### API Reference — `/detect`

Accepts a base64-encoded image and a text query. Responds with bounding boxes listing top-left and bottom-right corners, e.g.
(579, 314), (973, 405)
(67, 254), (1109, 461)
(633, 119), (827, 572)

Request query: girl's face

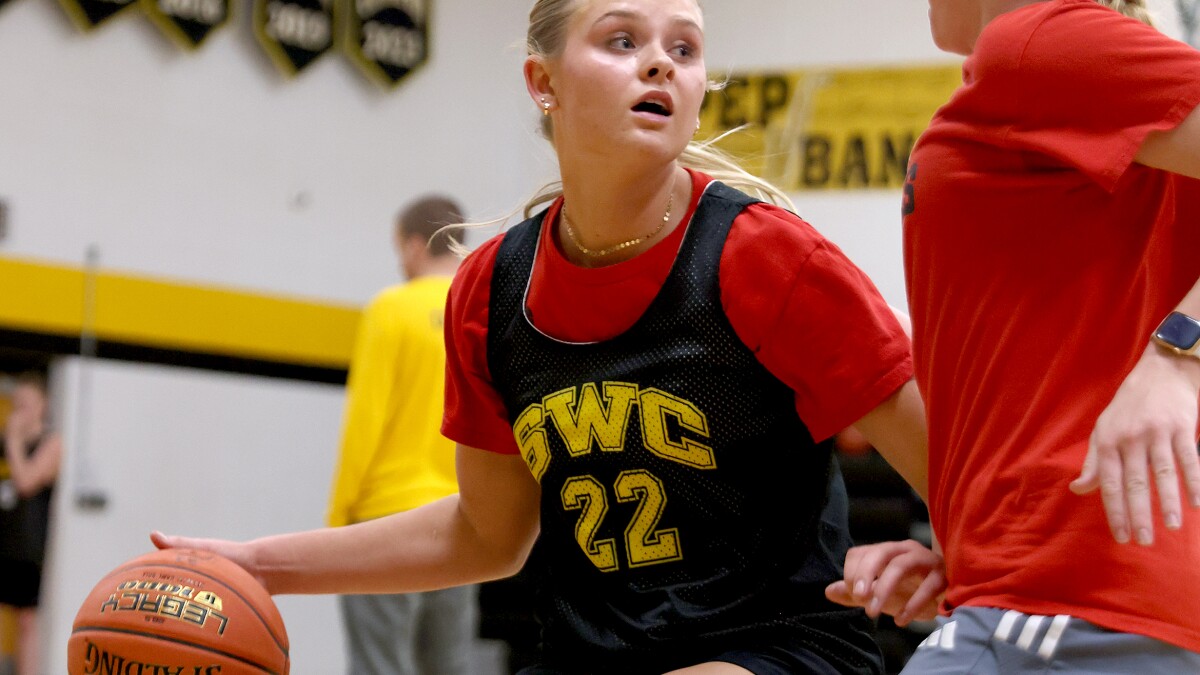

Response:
(928, 0), (981, 56)
(533, 0), (707, 164)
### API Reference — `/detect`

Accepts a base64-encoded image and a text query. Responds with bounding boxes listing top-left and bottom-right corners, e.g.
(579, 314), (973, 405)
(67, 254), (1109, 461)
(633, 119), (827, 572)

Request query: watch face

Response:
(1156, 312), (1200, 351)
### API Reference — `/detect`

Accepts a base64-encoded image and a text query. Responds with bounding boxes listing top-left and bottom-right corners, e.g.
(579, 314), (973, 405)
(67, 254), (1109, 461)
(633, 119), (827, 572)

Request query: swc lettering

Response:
(514, 382), (714, 572)
(81, 640), (221, 675)
(513, 382), (716, 482)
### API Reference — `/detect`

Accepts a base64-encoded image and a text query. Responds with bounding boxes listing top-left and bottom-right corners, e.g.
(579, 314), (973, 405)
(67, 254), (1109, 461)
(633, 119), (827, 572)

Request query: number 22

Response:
(560, 469), (682, 572)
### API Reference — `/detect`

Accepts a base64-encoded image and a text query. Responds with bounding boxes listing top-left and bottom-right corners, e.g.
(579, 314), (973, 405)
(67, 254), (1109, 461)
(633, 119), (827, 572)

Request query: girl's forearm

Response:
(247, 495), (527, 595)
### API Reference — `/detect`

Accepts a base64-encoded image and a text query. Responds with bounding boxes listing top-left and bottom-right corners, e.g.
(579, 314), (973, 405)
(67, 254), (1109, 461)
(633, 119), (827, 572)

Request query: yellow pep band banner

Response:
(698, 64), (963, 191)
(0, 255), (358, 371)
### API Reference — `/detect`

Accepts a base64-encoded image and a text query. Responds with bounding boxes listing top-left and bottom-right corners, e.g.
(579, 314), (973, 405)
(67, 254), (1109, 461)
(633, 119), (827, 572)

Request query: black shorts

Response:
(712, 644), (844, 675)
(519, 612), (883, 674)
(518, 642), (872, 675)
(0, 559), (43, 608)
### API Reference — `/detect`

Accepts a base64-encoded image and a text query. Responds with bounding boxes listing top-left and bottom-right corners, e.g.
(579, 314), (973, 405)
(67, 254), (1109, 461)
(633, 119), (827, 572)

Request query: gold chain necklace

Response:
(562, 192), (674, 258)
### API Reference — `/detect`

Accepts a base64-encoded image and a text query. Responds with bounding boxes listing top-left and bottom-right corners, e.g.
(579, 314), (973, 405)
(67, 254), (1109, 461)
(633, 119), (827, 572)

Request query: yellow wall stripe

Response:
(0, 255), (359, 369)
(0, 256), (87, 336)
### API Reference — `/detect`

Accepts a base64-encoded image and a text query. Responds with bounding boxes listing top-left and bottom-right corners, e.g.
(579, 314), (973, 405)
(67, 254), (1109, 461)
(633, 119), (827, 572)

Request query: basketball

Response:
(66, 548), (290, 675)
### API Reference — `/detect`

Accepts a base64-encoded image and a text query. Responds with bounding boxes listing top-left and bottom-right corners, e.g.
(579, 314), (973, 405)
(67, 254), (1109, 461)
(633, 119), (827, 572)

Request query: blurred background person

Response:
(0, 371), (62, 675)
(325, 196), (478, 675)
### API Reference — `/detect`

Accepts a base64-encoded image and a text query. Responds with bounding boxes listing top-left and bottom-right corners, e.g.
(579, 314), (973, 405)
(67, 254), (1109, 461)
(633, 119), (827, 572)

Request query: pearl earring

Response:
(541, 98), (551, 116)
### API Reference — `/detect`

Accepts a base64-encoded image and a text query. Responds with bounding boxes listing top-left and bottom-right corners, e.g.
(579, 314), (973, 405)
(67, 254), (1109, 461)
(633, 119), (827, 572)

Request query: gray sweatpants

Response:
(339, 585), (479, 675)
(901, 606), (1200, 674)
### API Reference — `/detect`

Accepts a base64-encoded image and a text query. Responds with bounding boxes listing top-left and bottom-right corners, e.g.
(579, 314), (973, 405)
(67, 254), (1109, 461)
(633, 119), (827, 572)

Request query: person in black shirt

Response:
(1, 371), (62, 675)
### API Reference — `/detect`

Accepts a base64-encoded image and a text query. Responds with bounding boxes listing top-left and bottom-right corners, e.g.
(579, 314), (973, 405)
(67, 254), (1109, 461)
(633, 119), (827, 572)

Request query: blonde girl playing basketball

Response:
(156, 1), (938, 672)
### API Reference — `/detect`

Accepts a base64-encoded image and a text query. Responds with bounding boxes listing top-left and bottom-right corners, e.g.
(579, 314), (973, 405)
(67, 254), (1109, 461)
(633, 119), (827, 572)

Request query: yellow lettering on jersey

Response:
(638, 388), (717, 469)
(543, 382), (638, 458)
(616, 470), (681, 567)
(561, 476), (619, 572)
(513, 404), (551, 483)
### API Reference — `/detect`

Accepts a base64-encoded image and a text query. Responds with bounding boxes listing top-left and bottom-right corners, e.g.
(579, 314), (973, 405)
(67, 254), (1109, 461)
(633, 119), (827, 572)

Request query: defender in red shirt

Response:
(837, 1), (1200, 672)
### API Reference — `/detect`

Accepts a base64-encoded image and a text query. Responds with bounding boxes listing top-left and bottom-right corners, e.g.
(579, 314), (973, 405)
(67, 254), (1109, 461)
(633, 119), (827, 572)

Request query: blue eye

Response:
(609, 35), (635, 50)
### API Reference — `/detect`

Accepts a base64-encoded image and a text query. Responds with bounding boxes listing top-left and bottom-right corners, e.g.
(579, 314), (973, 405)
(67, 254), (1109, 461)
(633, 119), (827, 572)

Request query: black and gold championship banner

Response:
(55, 0), (140, 32)
(343, 0), (428, 88)
(254, 0), (336, 76)
(141, 0), (232, 49)
(698, 65), (962, 191)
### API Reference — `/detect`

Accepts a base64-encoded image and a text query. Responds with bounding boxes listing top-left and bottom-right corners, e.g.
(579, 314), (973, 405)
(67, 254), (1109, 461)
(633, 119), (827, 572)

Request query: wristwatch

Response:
(1152, 311), (1200, 358)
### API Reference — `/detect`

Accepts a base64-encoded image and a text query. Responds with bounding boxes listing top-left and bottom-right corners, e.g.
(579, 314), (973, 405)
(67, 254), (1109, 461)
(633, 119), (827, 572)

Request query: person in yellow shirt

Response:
(327, 195), (473, 675)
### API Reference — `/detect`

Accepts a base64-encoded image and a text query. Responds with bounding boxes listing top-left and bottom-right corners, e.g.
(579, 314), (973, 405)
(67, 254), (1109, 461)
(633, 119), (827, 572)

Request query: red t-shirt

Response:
(906, 0), (1200, 652)
(443, 169), (912, 455)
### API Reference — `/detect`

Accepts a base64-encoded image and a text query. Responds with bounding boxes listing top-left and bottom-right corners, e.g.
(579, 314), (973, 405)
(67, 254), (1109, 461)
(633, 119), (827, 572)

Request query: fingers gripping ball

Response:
(67, 548), (289, 675)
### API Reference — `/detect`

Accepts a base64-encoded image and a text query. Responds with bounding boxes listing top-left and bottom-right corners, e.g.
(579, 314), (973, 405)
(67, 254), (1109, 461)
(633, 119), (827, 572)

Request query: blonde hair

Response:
(445, 0), (794, 254)
(1095, 0), (1154, 26)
